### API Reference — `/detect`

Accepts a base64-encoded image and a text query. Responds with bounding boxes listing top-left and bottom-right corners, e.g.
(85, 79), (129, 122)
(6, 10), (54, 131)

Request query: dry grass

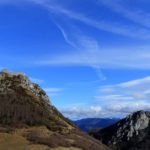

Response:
(50, 147), (82, 150)
(0, 132), (81, 150)
(24, 127), (109, 150)
(0, 133), (28, 150)
(0, 126), (109, 150)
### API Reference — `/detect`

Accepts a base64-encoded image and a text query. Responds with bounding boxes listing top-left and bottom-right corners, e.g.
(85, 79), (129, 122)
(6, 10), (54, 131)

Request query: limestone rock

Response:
(90, 111), (150, 150)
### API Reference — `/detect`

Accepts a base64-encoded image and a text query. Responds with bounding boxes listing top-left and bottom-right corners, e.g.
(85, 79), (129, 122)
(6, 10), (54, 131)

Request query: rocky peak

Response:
(91, 111), (150, 150)
(126, 111), (149, 130)
(0, 70), (50, 105)
(0, 70), (73, 131)
(115, 111), (150, 142)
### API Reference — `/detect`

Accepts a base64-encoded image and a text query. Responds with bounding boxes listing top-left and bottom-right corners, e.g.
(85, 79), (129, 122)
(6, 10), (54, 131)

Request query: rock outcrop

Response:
(0, 70), (109, 150)
(0, 70), (72, 131)
(90, 111), (150, 150)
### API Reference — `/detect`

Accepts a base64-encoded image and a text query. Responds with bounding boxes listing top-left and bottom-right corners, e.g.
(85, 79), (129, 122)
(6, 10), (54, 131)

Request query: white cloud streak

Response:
(119, 76), (150, 88)
(99, 75), (150, 94)
(44, 3), (150, 39)
(1, 0), (150, 39)
(44, 88), (63, 96)
(53, 21), (78, 48)
(44, 88), (63, 93)
(30, 77), (44, 84)
(44, 16), (106, 80)
(98, 0), (150, 28)
(36, 46), (150, 70)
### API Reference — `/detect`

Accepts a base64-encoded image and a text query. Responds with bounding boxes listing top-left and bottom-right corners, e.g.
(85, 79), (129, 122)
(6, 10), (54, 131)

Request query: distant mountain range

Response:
(90, 110), (150, 150)
(74, 118), (120, 132)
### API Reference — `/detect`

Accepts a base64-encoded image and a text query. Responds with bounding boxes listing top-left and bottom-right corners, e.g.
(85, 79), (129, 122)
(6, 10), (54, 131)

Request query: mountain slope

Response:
(74, 118), (120, 132)
(90, 111), (150, 150)
(0, 70), (109, 150)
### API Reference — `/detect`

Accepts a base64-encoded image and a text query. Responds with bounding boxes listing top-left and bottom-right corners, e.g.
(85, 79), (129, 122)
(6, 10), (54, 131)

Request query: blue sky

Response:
(1, 0), (150, 119)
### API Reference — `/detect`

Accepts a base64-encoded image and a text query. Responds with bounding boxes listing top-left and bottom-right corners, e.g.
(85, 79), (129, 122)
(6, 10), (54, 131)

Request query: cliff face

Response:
(0, 70), (109, 150)
(90, 111), (150, 150)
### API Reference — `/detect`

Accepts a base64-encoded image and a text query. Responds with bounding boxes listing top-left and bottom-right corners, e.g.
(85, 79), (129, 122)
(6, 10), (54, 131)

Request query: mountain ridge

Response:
(0, 70), (109, 150)
(74, 118), (120, 132)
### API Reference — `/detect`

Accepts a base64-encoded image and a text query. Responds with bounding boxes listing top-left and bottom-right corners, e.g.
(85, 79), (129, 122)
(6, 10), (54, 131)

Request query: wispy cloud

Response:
(44, 88), (63, 93)
(106, 101), (150, 114)
(119, 76), (150, 88)
(2, 0), (150, 71)
(35, 45), (150, 70)
(43, 2), (150, 39)
(95, 94), (134, 101)
(30, 77), (44, 84)
(44, 15), (106, 80)
(53, 21), (78, 48)
(44, 87), (63, 96)
(62, 76), (150, 119)
(61, 105), (104, 119)
(62, 101), (150, 119)
(98, 0), (150, 28)
(2, 0), (150, 39)
(26, 0), (150, 70)
(97, 76), (150, 115)
(99, 75), (150, 96)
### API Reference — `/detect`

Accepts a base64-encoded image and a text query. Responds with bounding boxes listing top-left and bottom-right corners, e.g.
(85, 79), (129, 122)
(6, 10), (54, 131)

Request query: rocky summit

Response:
(0, 70), (109, 150)
(0, 70), (71, 130)
(90, 110), (150, 150)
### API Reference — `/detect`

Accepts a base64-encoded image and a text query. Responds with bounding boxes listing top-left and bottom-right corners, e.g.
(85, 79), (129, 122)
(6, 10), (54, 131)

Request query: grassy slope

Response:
(0, 126), (109, 150)
(0, 131), (82, 150)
